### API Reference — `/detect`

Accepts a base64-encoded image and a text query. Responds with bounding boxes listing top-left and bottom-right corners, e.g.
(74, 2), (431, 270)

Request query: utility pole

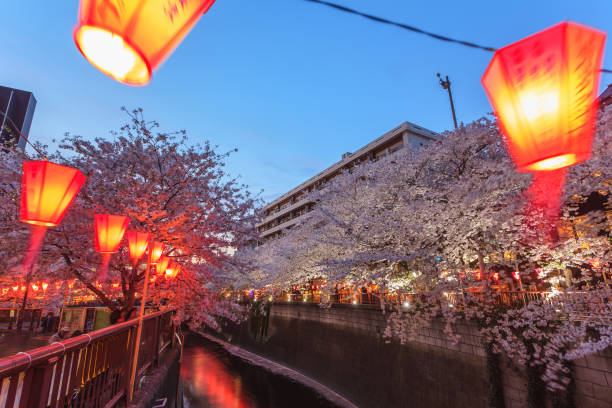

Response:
(437, 73), (458, 130)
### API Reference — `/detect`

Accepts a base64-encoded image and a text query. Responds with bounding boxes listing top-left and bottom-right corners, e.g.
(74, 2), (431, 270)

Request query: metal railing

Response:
(0, 309), (175, 408)
(268, 290), (609, 313)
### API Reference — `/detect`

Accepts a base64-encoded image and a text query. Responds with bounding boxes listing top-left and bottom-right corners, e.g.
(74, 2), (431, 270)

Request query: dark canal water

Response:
(181, 333), (343, 408)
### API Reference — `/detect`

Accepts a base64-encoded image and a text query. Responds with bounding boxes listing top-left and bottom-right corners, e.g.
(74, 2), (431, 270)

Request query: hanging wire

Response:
(305, 0), (612, 74)
(0, 109), (48, 161)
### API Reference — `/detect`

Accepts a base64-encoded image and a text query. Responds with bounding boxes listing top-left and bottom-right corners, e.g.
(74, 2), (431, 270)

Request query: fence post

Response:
(153, 315), (161, 367)
(125, 325), (139, 402)
(21, 357), (57, 408)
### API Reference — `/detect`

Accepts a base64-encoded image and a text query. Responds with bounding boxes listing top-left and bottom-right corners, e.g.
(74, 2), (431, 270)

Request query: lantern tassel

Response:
(97, 253), (112, 282)
(22, 225), (47, 277)
(523, 169), (566, 245)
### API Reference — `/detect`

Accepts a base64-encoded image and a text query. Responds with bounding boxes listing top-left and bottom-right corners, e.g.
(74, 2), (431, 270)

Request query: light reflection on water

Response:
(181, 337), (255, 408)
(180, 333), (341, 408)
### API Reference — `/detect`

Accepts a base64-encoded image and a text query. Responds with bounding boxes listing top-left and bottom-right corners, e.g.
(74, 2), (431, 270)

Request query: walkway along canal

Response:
(181, 332), (352, 408)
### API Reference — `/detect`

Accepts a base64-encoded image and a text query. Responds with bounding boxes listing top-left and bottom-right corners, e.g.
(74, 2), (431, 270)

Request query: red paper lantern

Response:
(55, 281), (63, 290)
(21, 161), (86, 226)
(491, 272), (500, 282)
(512, 271), (521, 281)
(150, 241), (164, 264)
(94, 214), (130, 253)
(42, 282), (49, 291)
(157, 256), (171, 275)
(126, 231), (150, 261)
(31, 284), (39, 292)
(74, 0), (216, 85)
(12, 285), (19, 292)
(165, 263), (181, 279)
(475, 270), (482, 281)
(482, 22), (606, 172)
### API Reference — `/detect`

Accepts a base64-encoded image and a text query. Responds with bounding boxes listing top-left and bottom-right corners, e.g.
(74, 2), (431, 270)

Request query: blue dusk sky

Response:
(2, 1), (612, 202)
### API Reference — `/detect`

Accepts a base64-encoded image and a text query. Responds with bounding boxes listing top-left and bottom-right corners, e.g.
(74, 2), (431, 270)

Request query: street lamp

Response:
(74, 0), (217, 85)
(481, 22), (606, 172)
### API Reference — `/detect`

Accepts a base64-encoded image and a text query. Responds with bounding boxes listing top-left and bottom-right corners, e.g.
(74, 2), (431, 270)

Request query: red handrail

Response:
(0, 308), (176, 408)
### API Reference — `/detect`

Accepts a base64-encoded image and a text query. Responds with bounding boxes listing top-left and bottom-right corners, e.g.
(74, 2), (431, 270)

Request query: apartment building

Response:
(257, 121), (439, 239)
(0, 86), (37, 151)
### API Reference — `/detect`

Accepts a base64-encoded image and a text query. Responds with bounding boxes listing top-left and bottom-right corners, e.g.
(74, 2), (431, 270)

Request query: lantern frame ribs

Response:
(481, 22), (606, 172)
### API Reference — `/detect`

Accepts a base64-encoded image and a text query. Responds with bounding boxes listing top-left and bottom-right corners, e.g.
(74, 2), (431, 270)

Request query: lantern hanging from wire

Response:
(149, 241), (164, 264)
(20, 161), (86, 226)
(127, 231), (150, 262)
(74, 0), (217, 85)
(94, 214), (130, 253)
(482, 22), (606, 172)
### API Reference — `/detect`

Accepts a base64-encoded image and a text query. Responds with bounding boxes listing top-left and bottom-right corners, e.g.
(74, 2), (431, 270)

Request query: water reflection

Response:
(181, 335), (255, 407)
(181, 333), (341, 408)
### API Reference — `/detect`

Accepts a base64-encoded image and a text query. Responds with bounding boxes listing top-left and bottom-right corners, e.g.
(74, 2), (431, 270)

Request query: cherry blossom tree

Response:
(0, 108), (260, 326)
(246, 110), (612, 399)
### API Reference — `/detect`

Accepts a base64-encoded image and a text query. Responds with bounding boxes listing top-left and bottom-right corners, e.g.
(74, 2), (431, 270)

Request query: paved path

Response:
(0, 332), (51, 358)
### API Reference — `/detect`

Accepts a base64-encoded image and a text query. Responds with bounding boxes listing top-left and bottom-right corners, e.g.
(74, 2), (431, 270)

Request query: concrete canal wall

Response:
(220, 302), (612, 408)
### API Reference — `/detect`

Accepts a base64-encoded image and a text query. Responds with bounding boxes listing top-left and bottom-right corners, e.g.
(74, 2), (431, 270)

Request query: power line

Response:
(0, 109), (48, 160)
(305, 0), (612, 74)
(305, 0), (496, 52)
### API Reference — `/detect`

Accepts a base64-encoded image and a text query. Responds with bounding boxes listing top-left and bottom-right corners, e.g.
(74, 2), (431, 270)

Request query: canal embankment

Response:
(215, 302), (612, 408)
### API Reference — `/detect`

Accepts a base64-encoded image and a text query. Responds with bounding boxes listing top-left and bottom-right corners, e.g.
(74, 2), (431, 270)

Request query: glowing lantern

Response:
(55, 281), (63, 290)
(165, 263), (180, 279)
(112, 282), (120, 288)
(20, 161), (86, 226)
(68, 281), (75, 289)
(535, 268), (544, 279)
(590, 259), (601, 269)
(74, 0), (217, 85)
(157, 256), (171, 275)
(512, 271), (521, 281)
(482, 22), (606, 172)
(12, 285), (19, 292)
(31, 284), (39, 292)
(42, 282), (49, 291)
(20, 286), (26, 292)
(150, 275), (157, 283)
(475, 270), (482, 281)
(491, 272), (500, 282)
(126, 231), (150, 262)
(94, 214), (129, 253)
(149, 241), (164, 264)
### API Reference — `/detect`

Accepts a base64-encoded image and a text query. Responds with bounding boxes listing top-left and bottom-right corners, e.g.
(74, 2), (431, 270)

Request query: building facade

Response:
(0, 86), (37, 151)
(258, 121), (438, 239)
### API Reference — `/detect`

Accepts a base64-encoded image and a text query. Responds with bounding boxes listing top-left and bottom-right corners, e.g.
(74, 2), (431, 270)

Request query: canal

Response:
(181, 333), (344, 408)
